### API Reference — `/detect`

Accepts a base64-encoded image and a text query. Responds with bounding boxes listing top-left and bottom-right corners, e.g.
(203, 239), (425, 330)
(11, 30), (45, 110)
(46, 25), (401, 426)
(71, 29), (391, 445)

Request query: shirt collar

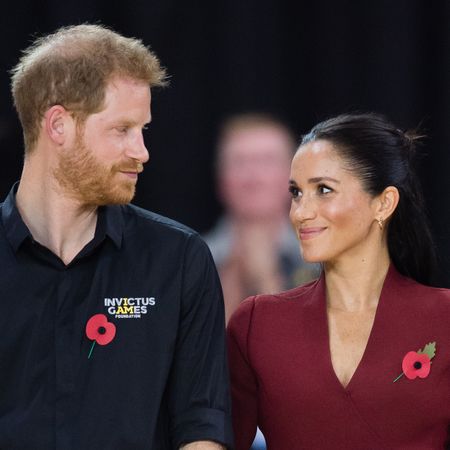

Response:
(100, 204), (123, 249)
(2, 183), (31, 252)
(1, 183), (123, 252)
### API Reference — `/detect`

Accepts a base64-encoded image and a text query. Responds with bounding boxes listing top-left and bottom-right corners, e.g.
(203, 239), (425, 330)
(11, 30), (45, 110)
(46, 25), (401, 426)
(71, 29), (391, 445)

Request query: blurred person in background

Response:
(204, 113), (318, 324)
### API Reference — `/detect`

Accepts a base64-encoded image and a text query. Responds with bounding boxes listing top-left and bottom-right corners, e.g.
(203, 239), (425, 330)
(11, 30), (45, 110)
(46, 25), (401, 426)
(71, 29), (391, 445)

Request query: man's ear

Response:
(376, 186), (400, 222)
(44, 105), (73, 145)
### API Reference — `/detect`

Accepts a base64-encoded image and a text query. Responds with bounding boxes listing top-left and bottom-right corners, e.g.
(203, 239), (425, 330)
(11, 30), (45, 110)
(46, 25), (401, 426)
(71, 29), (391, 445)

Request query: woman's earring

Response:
(377, 218), (384, 230)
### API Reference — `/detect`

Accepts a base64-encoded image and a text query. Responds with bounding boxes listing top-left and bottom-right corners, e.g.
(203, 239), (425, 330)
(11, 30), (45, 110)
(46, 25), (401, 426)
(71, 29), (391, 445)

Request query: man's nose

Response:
(126, 131), (150, 164)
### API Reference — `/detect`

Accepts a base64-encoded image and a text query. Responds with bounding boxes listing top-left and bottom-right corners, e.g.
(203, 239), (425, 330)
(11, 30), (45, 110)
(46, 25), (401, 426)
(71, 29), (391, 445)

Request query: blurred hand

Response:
(221, 223), (284, 322)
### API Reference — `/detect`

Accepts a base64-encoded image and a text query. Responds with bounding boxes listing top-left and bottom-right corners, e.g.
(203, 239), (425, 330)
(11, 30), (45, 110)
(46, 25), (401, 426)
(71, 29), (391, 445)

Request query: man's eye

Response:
(116, 127), (128, 134)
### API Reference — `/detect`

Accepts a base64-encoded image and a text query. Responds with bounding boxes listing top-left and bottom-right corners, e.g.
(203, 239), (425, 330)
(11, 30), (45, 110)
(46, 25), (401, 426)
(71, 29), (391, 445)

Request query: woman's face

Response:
(289, 139), (380, 264)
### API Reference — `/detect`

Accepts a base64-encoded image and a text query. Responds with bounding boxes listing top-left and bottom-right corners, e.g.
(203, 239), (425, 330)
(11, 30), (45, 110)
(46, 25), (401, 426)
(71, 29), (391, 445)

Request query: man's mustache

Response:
(113, 162), (144, 173)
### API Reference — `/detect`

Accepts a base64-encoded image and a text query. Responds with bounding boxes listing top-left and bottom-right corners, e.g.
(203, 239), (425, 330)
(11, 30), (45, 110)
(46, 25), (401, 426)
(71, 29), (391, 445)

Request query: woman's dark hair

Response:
(301, 112), (437, 285)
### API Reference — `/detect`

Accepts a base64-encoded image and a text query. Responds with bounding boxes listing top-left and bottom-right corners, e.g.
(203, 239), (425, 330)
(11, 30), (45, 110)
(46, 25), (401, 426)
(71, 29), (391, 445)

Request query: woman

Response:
(227, 113), (450, 449)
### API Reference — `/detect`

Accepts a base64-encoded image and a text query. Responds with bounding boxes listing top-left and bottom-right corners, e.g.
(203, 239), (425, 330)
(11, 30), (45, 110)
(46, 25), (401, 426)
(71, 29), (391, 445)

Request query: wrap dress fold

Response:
(228, 266), (450, 449)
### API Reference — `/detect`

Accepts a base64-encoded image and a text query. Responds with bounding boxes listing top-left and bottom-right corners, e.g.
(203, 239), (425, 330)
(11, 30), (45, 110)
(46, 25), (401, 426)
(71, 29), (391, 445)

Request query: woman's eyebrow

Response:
(307, 176), (340, 184)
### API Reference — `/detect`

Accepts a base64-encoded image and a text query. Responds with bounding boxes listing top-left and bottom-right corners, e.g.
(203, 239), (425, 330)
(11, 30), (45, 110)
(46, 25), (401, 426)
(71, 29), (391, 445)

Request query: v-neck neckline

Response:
(317, 265), (394, 393)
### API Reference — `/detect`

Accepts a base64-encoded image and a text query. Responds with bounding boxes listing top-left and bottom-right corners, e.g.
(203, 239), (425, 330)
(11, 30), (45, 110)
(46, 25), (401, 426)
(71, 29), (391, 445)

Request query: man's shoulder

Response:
(120, 204), (198, 238)
(117, 204), (212, 257)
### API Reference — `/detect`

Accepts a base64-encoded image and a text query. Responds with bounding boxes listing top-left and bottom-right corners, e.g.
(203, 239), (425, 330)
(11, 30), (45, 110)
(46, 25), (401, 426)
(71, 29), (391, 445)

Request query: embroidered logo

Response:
(104, 297), (156, 319)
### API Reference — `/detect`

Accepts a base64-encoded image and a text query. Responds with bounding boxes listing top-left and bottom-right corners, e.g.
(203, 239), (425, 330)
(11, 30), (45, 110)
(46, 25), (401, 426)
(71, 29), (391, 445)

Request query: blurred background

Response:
(0, 0), (449, 286)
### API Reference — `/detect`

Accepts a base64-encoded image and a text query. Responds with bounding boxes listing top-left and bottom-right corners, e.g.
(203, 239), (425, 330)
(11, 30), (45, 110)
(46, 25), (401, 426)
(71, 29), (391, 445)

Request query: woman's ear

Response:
(376, 186), (400, 222)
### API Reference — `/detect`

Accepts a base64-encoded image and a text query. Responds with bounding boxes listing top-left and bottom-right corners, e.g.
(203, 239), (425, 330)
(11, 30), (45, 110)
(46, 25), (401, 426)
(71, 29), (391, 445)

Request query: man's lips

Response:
(299, 227), (327, 240)
(120, 171), (139, 179)
(117, 165), (143, 179)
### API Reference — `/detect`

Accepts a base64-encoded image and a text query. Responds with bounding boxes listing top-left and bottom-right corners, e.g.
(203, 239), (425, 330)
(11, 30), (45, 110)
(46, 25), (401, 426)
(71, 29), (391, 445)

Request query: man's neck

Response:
(16, 169), (98, 265)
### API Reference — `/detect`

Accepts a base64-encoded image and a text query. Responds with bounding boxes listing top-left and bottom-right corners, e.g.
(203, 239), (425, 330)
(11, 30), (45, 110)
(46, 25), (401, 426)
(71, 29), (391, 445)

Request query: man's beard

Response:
(53, 132), (143, 206)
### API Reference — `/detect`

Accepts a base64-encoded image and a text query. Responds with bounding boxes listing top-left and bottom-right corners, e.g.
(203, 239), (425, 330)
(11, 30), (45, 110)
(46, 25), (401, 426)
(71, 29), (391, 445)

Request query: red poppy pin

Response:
(86, 314), (116, 359)
(393, 342), (436, 383)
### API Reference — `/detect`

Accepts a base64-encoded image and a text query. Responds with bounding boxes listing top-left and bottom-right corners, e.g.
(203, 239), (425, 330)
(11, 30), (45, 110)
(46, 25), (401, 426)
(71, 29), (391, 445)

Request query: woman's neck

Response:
(324, 249), (391, 312)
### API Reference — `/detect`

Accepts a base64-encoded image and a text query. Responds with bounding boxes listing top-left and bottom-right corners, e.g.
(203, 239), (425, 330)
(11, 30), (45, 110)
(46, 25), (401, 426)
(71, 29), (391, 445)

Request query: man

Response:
(0, 24), (231, 449)
(205, 113), (318, 323)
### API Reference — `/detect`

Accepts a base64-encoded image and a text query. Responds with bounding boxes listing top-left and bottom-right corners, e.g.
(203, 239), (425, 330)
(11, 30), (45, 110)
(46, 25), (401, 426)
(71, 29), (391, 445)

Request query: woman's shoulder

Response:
(388, 271), (450, 330)
(243, 277), (321, 308)
(228, 277), (322, 332)
(394, 272), (450, 306)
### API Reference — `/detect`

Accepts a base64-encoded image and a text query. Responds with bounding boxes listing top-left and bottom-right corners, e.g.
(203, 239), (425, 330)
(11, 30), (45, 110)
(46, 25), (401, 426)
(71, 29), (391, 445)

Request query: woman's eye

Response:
(116, 126), (128, 134)
(289, 186), (301, 198)
(318, 184), (332, 195)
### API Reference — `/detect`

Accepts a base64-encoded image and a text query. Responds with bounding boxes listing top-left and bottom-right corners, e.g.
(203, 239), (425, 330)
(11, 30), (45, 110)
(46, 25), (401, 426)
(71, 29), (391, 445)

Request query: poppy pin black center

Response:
(413, 361), (422, 370)
(98, 326), (106, 335)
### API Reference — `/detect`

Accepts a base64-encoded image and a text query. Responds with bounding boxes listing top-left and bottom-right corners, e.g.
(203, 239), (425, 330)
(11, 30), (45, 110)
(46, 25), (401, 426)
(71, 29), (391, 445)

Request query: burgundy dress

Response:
(227, 266), (450, 449)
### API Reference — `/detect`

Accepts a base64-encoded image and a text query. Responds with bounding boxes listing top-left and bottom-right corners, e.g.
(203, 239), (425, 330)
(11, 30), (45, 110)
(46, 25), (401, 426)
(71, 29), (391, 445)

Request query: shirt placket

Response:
(55, 267), (76, 449)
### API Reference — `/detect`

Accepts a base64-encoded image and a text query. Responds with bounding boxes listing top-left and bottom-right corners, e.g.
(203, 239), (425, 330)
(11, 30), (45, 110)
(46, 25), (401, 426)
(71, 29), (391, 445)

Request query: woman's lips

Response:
(299, 227), (326, 240)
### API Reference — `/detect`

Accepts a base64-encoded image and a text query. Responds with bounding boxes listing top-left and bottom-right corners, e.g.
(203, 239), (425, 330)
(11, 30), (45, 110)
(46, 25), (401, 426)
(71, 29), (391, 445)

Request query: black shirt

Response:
(0, 185), (233, 449)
